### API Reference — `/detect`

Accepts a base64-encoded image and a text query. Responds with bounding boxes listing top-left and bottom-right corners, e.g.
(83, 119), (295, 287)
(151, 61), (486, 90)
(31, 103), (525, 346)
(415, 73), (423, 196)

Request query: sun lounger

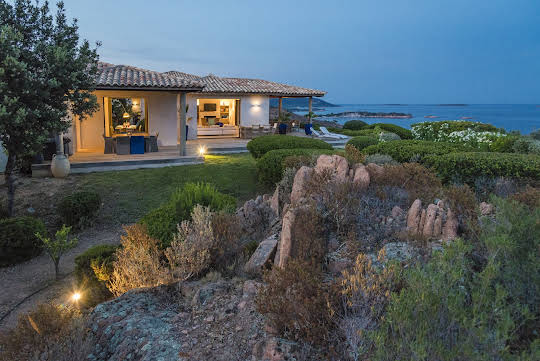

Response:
(311, 129), (324, 137)
(320, 126), (348, 139)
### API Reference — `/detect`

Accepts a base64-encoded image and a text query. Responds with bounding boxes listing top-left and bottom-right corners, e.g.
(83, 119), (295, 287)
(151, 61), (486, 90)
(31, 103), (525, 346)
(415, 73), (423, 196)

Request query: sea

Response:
(293, 104), (540, 134)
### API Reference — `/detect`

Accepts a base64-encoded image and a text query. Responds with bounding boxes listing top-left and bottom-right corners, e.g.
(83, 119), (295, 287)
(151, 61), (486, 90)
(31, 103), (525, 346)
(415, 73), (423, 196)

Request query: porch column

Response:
(177, 92), (187, 156)
(278, 97), (283, 116)
(308, 96), (313, 124)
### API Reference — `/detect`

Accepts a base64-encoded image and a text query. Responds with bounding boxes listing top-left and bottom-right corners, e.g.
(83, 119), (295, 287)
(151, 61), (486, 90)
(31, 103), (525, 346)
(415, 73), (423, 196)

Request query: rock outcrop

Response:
(290, 166), (313, 204)
(314, 154), (349, 182)
(406, 199), (458, 240)
(244, 234), (279, 276)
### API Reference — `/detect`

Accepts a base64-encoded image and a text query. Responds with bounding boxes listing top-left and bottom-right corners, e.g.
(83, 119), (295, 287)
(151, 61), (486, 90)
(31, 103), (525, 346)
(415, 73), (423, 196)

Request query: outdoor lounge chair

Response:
(320, 126), (348, 139)
(311, 128), (323, 137)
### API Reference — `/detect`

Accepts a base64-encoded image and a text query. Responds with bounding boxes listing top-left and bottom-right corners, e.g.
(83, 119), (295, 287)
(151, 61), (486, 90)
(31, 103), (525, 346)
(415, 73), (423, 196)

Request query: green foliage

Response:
(425, 152), (540, 184)
(530, 129), (540, 140)
(57, 191), (101, 229)
(328, 127), (379, 137)
(0, 216), (46, 266)
(247, 135), (333, 158)
(365, 153), (397, 165)
(36, 225), (77, 280)
(0, 0), (99, 215)
(369, 199), (540, 360)
(363, 140), (470, 163)
(513, 137), (540, 155)
(347, 136), (379, 151)
(140, 183), (236, 247)
(490, 135), (520, 152)
(74, 244), (119, 306)
(378, 132), (401, 142)
(342, 119), (368, 130)
(256, 148), (335, 186)
(362, 123), (413, 139)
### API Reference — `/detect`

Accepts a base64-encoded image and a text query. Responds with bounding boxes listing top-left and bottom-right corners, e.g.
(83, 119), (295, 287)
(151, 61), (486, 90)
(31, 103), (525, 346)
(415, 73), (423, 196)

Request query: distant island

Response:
(437, 104), (468, 106)
(269, 97), (338, 111)
(320, 111), (412, 119)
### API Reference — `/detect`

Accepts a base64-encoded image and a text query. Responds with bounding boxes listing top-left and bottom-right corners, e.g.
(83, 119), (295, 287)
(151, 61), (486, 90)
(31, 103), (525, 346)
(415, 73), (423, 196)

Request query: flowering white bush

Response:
(411, 121), (506, 148)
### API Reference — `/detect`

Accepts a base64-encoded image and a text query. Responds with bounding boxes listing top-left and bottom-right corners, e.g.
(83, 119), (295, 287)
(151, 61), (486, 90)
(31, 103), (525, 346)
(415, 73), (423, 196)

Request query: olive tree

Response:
(0, 0), (100, 216)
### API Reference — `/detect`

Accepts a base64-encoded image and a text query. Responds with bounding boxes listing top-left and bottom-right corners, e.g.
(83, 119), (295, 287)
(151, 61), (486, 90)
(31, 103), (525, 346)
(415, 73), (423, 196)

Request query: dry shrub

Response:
(337, 250), (404, 358)
(107, 224), (171, 297)
(283, 154), (318, 171)
(290, 202), (327, 265)
(371, 163), (442, 203)
(344, 143), (365, 165)
(444, 184), (479, 236)
(256, 259), (335, 346)
(0, 304), (92, 361)
(511, 185), (540, 209)
(166, 205), (244, 280)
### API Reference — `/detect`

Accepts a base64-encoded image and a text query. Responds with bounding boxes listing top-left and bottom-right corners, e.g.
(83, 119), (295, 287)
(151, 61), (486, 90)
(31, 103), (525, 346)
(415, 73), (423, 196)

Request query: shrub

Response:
(424, 152), (540, 185)
(362, 123), (413, 139)
(0, 206), (8, 219)
(443, 184), (479, 236)
(369, 199), (540, 360)
(166, 205), (244, 280)
(363, 140), (471, 163)
(282, 154), (318, 172)
(343, 119), (368, 130)
(0, 303), (91, 361)
(330, 127), (380, 137)
(344, 143), (365, 165)
(256, 148), (335, 186)
(347, 136), (379, 151)
(247, 135), (333, 158)
(140, 183), (236, 246)
(371, 163), (443, 203)
(57, 191), (101, 229)
(530, 129), (540, 140)
(490, 135), (519, 152)
(74, 244), (119, 306)
(378, 132), (401, 142)
(0, 216), (46, 266)
(412, 120), (501, 139)
(511, 185), (540, 209)
(256, 259), (334, 346)
(364, 153), (397, 165)
(107, 224), (171, 297)
(512, 137), (540, 155)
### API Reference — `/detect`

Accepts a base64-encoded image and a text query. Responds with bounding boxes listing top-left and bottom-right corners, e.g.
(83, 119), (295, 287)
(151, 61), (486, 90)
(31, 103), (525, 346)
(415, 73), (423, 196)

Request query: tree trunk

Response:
(4, 152), (16, 217)
(54, 259), (60, 281)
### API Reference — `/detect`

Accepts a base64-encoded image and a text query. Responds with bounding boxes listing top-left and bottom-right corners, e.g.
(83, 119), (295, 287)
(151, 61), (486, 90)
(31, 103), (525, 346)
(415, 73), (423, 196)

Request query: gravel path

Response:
(0, 226), (123, 329)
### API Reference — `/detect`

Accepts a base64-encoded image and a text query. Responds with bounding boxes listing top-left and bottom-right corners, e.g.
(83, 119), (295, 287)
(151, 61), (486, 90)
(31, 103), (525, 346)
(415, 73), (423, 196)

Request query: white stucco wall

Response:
(239, 95), (270, 127)
(146, 93), (178, 146)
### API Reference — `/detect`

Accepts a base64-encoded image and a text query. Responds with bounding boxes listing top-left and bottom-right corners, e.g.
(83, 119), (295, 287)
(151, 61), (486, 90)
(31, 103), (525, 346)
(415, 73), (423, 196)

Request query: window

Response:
(107, 97), (148, 135)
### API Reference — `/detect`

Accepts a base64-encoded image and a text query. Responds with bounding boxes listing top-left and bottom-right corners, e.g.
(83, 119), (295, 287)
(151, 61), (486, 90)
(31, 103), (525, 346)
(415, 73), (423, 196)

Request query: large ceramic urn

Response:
(51, 153), (70, 178)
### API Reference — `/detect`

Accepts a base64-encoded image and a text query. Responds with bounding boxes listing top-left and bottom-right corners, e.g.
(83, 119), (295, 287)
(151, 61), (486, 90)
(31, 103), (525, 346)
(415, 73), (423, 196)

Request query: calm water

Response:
(294, 104), (540, 134)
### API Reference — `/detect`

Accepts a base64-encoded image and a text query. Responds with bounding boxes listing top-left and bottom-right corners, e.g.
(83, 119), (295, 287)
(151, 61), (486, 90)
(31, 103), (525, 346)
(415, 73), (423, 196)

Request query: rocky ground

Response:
(87, 277), (308, 361)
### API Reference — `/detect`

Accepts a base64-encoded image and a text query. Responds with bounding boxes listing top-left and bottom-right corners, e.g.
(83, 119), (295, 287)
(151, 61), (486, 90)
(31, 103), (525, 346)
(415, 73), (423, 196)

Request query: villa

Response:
(69, 62), (326, 156)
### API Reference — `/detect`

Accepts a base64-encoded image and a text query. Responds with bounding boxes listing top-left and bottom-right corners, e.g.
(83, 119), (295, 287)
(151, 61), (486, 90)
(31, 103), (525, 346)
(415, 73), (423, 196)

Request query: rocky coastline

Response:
(320, 111), (412, 119)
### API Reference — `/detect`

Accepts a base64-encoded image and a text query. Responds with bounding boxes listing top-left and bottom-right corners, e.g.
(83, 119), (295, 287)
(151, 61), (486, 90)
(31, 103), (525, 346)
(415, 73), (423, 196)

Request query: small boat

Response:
(424, 115), (439, 118)
(460, 117), (473, 120)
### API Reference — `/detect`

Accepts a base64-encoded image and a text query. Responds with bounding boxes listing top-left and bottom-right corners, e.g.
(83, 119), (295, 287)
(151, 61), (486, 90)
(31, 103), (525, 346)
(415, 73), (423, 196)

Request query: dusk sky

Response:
(64, 0), (540, 104)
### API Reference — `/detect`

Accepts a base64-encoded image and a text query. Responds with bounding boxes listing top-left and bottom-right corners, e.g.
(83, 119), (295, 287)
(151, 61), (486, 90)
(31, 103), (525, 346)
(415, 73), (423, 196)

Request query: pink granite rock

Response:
(422, 204), (438, 237)
(353, 164), (370, 190)
(290, 166), (313, 204)
(442, 208), (458, 240)
(314, 154), (349, 182)
(406, 199), (422, 233)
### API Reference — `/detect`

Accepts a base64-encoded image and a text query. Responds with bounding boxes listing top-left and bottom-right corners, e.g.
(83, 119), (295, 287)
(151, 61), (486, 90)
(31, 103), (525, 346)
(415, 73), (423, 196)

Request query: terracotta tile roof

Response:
(95, 62), (204, 90)
(166, 71), (326, 97)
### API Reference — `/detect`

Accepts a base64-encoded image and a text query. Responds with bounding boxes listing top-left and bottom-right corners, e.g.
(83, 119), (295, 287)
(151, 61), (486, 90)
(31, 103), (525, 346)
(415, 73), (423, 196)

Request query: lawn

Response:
(76, 153), (264, 225)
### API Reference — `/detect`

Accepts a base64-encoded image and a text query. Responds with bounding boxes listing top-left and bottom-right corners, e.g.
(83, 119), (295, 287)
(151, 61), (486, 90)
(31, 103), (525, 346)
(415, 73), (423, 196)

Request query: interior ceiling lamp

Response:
(123, 112), (130, 119)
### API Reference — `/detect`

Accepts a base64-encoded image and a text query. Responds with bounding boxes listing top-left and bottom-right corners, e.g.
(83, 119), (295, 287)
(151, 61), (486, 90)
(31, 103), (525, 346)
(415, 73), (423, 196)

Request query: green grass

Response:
(75, 154), (262, 225)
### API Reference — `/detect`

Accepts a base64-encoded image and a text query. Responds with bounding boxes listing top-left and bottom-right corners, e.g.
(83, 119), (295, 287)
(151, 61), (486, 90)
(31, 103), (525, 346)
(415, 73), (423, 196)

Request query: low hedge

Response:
(140, 182), (236, 247)
(424, 152), (540, 184)
(74, 244), (119, 306)
(343, 120), (368, 130)
(347, 136), (379, 151)
(57, 191), (101, 229)
(411, 120), (503, 141)
(257, 148), (335, 186)
(0, 216), (46, 266)
(328, 127), (379, 137)
(362, 123), (413, 139)
(247, 135), (333, 158)
(363, 140), (471, 163)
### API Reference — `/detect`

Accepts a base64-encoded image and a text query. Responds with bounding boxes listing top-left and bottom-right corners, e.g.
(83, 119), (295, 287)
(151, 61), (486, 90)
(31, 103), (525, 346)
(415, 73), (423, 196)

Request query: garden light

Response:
(71, 292), (81, 302)
(199, 146), (206, 156)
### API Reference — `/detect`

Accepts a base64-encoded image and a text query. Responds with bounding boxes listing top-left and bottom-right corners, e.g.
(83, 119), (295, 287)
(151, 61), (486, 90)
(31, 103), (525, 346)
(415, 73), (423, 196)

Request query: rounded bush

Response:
(347, 136), (379, 151)
(379, 132), (401, 142)
(424, 152), (540, 185)
(140, 182), (236, 247)
(363, 140), (471, 163)
(362, 123), (413, 139)
(0, 216), (46, 266)
(490, 135), (519, 153)
(512, 137), (540, 155)
(343, 120), (368, 130)
(411, 120), (502, 141)
(365, 153), (397, 165)
(247, 135), (333, 158)
(256, 148), (335, 186)
(57, 191), (101, 228)
(74, 244), (119, 306)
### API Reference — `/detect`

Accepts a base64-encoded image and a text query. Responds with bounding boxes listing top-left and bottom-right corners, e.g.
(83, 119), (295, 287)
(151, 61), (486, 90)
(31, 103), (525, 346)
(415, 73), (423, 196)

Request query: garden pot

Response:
(51, 153), (70, 178)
